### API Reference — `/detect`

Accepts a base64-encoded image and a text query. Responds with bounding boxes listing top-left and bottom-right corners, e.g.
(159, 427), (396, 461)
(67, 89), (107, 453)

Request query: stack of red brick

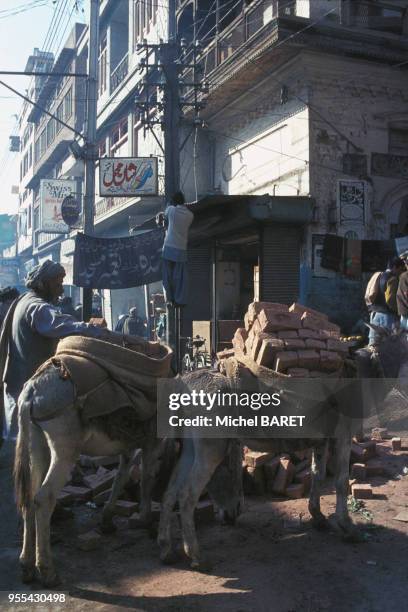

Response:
(218, 301), (349, 376)
(243, 449), (312, 499)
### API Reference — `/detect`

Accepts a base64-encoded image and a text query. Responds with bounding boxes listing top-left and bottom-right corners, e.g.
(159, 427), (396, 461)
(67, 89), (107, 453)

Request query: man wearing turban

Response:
(1, 260), (107, 440)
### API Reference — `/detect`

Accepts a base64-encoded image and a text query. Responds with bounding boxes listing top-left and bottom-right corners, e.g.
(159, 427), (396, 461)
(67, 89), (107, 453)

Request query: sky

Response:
(0, 0), (87, 216)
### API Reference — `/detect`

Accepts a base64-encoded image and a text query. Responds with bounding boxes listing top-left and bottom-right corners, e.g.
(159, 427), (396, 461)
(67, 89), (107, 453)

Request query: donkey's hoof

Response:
(20, 564), (35, 584)
(37, 567), (61, 588)
(190, 557), (212, 572)
(160, 547), (180, 565)
(310, 514), (330, 531)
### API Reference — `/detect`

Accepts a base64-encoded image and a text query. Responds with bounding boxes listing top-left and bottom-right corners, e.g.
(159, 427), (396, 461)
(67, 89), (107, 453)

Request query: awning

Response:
(131, 193), (314, 241)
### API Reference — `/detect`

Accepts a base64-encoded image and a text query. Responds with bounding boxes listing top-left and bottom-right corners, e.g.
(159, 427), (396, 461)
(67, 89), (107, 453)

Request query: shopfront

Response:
(183, 194), (313, 353)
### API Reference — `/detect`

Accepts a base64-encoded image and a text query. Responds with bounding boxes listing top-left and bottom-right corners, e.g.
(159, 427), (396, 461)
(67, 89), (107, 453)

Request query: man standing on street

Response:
(397, 251), (408, 330)
(122, 306), (147, 337)
(367, 257), (405, 345)
(1, 260), (108, 441)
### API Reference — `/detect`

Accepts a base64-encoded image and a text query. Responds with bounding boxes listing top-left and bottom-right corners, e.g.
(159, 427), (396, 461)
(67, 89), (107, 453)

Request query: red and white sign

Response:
(99, 157), (158, 197)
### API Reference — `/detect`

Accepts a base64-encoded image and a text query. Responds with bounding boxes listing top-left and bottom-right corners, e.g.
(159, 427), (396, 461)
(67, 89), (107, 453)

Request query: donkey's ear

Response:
(364, 322), (391, 337)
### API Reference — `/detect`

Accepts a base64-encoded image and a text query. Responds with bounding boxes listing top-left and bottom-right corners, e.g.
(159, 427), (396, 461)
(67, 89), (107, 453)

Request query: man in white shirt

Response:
(158, 191), (194, 306)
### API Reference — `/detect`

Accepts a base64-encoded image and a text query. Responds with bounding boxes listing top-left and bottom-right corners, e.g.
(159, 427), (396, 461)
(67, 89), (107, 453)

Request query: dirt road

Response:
(1, 439), (408, 612)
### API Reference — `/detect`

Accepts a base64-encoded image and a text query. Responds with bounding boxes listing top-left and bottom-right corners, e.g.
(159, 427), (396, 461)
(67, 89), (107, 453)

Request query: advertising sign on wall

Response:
(39, 179), (76, 233)
(99, 157), (158, 197)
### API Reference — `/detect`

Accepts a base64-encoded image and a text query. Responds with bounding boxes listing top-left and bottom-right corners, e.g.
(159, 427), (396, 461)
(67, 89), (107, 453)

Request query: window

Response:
(46, 119), (55, 146)
(28, 144), (32, 168)
(389, 127), (408, 155)
(110, 118), (129, 155)
(98, 138), (107, 158)
(98, 34), (108, 97)
(64, 88), (72, 120)
(34, 139), (40, 162)
(39, 128), (46, 158)
(56, 102), (63, 133)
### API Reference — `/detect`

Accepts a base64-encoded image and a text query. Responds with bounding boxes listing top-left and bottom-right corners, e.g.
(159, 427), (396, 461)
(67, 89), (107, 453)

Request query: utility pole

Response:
(82, 0), (99, 321)
(162, 0), (181, 367)
(134, 3), (207, 370)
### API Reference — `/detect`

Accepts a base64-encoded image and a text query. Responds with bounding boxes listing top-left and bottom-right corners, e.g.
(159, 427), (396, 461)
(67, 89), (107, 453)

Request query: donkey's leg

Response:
(34, 418), (80, 588)
(100, 454), (130, 533)
(334, 425), (361, 542)
(158, 439), (195, 563)
(179, 439), (228, 570)
(309, 440), (330, 529)
(135, 439), (163, 528)
(20, 425), (50, 583)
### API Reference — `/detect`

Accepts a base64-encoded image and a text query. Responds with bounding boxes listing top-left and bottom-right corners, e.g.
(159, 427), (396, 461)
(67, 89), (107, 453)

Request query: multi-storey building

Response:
(175, 0), (408, 332)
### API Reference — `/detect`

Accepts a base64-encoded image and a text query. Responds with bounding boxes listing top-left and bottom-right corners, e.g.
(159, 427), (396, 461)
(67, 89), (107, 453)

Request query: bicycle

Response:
(181, 335), (211, 372)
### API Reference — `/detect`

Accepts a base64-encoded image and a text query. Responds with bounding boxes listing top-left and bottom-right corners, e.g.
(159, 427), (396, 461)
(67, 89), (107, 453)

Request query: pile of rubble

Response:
(218, 301), (349, 376)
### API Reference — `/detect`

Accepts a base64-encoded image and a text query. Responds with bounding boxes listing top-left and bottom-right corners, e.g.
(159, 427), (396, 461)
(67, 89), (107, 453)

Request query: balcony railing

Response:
(95, 195), (133, 219)
(110, 53), (129, 94)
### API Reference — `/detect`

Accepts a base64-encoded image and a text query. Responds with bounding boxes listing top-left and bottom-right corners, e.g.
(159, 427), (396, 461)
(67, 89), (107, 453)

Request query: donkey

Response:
(14, 361), (169, 587)
(157, 368), (361, 570)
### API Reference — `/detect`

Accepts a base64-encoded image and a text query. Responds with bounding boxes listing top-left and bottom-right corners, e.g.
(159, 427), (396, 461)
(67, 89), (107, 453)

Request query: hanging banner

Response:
(39, 179), (76, 233)
(73, 229), (164, 289)
(99, 157), (158, 197)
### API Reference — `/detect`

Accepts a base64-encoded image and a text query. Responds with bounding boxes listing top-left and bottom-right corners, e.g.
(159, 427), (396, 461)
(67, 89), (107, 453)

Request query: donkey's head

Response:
(206, 440), (244, 525)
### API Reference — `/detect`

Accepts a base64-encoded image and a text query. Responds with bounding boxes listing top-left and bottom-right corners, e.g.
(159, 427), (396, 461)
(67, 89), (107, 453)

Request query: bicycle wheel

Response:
(182, 354), (192, 372)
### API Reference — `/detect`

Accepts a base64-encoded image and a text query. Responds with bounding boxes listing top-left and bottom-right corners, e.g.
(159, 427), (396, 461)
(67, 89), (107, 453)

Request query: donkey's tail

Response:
(14, 393), (32, 513)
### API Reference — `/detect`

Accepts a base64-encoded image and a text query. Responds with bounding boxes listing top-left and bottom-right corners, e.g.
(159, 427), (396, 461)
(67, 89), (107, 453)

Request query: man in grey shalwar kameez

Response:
(2, 260), (107, 440)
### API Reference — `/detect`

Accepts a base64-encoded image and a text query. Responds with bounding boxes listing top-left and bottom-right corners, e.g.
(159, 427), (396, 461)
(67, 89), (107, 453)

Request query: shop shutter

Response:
(181, 243), (212, 336)
(260, 223), (300, 304)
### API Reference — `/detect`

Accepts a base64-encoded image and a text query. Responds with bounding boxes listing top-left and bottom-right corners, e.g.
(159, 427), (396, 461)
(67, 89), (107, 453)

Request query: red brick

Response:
(258, 310), (302, 333)
(128, 505), (160, 528)
(289, 303), (329, 320)
(304, 338), (326, 350)
(301, 312), (329, 330)
(351, 483), (373, 499)
(264, 456), (281, 481)
(77, 530), (102, 551)
(232, 328), (248, 352)
(277, 330), (299, 339)
(298, 328), (321, 339)
(83, 467), (117, 496)
(350, 463), (366, 481)
(371, 427), (388, 441)
(94, 488), (113, 507)
(250, 332), (273, 362)
(351, 443), (368, 463)
(113, 500), (139, 517)
(365, 459), (385, 477)
(284, 338), (306, 351)
(319, 350), (343, 372)
(286, 483), (304, 499)
(274, 351), (299, 372)
(244, 312), (252, 331)
(272, 458), (295, 495)
(62, 485), (92, 502)
(287, 368), (310, 377)
(392, 437), (402, 451)
(348, 478), (357, 494)
(245, 451), (275, 468)
(359, 440), (377, 459)
(297, 350), (320, 369)
(217, 348), (235, 361)
(248, 301), (288, 323)
(294, 468), (311, 491)
(256, 338), (285, 367)
(326, 338), (349, 354)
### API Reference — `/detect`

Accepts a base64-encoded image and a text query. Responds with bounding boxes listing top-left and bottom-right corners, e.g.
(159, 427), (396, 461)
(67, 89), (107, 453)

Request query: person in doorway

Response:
(122, 306), (146, 337)
(0, 260), (108, 440)
(157, 191), (194, 306)
(367, 256), (405, 345)
(59, 295), (78, 319)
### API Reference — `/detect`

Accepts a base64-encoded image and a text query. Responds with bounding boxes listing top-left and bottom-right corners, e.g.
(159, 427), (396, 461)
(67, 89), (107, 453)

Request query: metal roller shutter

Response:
(260, 223), (300, 304)
(181, 243), (212, 336)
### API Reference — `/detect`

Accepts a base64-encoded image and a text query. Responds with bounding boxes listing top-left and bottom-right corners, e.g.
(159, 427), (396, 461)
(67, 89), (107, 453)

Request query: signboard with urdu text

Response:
(39, 179), (76, 233)
(99, 157), (158, 197)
